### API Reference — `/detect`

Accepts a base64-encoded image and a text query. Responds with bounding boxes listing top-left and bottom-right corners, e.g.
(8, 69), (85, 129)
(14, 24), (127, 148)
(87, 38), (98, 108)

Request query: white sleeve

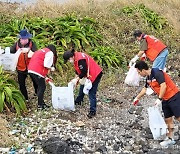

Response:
(44, 51), (54, 68)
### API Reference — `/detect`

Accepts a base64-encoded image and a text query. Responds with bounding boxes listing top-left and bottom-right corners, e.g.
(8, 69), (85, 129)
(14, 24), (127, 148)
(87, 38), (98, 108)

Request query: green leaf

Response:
(0, 91), (5, 112)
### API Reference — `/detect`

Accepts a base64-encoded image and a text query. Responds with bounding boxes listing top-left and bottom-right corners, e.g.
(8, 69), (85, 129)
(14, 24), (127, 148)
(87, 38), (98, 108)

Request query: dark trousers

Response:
(29, 73), (46, 106)
(75, 72), (102, 112)
(17, 70), (38, 100)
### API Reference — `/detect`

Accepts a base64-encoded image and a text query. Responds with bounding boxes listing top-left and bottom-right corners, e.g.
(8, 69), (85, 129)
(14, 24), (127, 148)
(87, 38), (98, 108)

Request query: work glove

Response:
(70, 77), (79, 90)
(45, 77), (53, 83)
(28, 50), (34, 58)
(71, 78), (79, 86)
(133, 97), (139, 106)
(154, 98), (162, 106)
(129, 55), (139, 67)
(21, 48), (29, 53)
(140, 53), (146, 61)
(79, 77), (87, 85)
(50, 67), (55, 72)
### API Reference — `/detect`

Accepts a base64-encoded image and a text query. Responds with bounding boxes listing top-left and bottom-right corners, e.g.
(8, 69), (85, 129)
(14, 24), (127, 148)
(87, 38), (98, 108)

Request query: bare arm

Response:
(136, 87), (147, 100)
(137, 50), (145, 58)
(159, 82), (167, 99)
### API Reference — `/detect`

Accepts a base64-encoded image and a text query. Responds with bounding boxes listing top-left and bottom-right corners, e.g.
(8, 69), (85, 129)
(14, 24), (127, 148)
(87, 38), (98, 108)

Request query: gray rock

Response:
(42, 137), (70, 154)
(96, 145), (107, 153)
(124, 145), (133, 151)
(78, 130), (87, 136)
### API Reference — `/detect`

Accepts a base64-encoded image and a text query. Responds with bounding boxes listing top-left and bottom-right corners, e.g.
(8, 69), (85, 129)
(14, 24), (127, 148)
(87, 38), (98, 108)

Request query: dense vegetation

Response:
(0, 66), (27, 115)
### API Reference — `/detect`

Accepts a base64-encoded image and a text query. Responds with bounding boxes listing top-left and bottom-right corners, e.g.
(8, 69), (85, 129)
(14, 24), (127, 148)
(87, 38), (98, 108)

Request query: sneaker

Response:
(160, 137), (176, 147)
(37, 104), (50, 110)
(75, 101), (83, 105)
(87, 111), (96, 119)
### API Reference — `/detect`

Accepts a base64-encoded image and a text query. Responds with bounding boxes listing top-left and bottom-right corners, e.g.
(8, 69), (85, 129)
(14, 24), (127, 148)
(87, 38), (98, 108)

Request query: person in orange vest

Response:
(10, 29), (38, 102)
(133, 61), (180, 147)
(28, 44), (57, 110)
(130, 30), (168, 70)
(63, 49), (103, 118)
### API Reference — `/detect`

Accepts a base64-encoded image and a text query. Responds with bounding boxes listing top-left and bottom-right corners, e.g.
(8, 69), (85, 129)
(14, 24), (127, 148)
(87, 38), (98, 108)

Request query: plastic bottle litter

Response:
(9, 130), (21, 135)
(26, 144), (34, 153)
(9, 147), (16, 154)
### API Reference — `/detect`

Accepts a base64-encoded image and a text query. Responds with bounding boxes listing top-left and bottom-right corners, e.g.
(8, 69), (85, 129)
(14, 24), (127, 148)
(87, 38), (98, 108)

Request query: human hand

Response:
(45, 77), (53, 83)
(21, 48), (29, 53)
(133, 97), (139, 106)
(50, 67), (55, 72)
(154, 99), (162, 106)
(71, 78), (78, 85)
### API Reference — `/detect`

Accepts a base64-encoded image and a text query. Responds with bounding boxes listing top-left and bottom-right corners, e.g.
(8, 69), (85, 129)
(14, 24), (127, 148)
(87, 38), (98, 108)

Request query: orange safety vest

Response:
(148, 72), (179, 100)
(16, 41), (32, 71)
(144, 35), (167, 62)
(74, 52), (102, 83)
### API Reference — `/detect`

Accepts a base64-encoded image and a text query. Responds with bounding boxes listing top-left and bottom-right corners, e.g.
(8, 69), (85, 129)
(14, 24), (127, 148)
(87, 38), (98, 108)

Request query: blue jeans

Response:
(152, 48), (168, 70)
(75, 72), (102, 112)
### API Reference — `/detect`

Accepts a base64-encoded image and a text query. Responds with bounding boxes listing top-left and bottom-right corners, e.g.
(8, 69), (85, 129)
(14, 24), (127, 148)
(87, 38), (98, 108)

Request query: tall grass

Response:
(0, 0), (179, 74)
(15, 0), (179, 32)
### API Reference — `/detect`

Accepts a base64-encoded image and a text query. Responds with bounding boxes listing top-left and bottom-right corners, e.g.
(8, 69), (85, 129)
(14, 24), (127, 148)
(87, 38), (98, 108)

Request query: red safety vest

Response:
(148, 72), (179, 100)
(16, 41), (32, 71)
(74, 52), (102, 83)
(28, 48), (51, 77)
(144, 35), (167, 61)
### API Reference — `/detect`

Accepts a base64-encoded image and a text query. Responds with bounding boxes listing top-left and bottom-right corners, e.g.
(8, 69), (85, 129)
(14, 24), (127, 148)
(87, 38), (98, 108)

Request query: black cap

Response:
(133, 30), (142, 38)
(63, 51), (74, 63)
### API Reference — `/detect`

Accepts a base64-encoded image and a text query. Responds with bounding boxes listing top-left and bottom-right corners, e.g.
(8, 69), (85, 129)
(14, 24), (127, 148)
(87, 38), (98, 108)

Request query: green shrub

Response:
(88, 46), (124, 68)
(121, 4), (168, 30)
(0, 66), (27, 115)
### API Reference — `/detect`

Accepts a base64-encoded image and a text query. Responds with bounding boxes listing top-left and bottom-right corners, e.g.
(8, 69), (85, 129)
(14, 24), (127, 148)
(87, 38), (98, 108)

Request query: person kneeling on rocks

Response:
(133, 61), (180, 147)
(63, 49), (102, 119)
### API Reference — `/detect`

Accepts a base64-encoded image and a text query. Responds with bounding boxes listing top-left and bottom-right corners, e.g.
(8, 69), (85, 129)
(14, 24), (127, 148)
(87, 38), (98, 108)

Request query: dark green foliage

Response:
(88, 46), (124, 68)
(0, 66), (27, 115)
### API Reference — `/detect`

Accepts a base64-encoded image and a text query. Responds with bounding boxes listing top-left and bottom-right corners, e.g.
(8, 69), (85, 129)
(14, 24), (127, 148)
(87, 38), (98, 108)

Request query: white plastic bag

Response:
(51, 82), (75, 111)
(125, 64), (140, 86)
(83, 79), (92, 95)
(147, 106), (167, 140)
(0, 49), (21, 71)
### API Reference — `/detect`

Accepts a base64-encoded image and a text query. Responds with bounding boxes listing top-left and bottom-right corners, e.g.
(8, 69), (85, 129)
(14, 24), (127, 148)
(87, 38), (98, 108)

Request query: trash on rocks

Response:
(75, 121), (85, 127)
(9, 147), (16, 154)
(9, 130), (21, 135)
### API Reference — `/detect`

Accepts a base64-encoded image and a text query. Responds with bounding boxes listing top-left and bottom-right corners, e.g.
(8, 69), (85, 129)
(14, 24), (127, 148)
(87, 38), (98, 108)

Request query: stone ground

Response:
(0, 56), (180, 154)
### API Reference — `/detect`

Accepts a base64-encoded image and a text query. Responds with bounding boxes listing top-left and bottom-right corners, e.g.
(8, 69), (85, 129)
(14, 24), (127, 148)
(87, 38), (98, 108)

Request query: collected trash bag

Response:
(147, 106), (167, 140)
(125, 64), (140, 86)
(0, 48), (21, 71)
(51, 82), (75, 111)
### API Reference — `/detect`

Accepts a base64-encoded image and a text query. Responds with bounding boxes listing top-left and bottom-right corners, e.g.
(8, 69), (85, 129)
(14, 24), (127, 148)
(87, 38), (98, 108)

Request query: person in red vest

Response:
(28, 45), (57, 110)
(63, 49), (103, 118)
(130, 30), (168, 70)
(133, 61), (180, 147)
(10, 29), (38, 102)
